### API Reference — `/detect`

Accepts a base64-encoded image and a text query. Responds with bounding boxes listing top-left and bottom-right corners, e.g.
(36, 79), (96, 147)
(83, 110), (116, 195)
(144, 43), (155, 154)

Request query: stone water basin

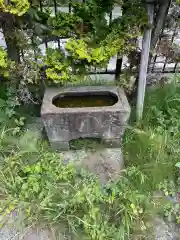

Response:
(41, 86), (130, 150)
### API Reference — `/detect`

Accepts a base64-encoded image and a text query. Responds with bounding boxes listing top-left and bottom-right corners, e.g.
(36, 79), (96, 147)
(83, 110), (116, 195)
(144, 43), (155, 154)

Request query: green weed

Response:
(0, 145), (154, 239)
(124, 80), (180, 223)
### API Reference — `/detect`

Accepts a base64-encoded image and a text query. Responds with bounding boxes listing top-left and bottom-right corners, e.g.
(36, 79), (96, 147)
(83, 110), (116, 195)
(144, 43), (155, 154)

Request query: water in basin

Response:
(53, 91), (118, 108)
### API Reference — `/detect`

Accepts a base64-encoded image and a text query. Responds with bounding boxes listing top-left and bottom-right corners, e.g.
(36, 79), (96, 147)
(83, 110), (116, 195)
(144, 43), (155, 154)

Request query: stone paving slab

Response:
(153, 218), (180, 240)
(0, 226), (71, 240)
(62, 148), (124, 184)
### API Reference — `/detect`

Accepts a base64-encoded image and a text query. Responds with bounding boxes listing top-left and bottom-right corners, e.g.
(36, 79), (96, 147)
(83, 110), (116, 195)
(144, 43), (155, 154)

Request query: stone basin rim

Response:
(41, 86), (130, 114)
(52, 90), (119, 108)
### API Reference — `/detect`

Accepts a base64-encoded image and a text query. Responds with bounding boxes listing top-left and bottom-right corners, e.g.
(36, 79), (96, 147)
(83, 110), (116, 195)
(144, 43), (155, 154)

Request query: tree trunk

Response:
(150, 0), (171, 51)
(1, 13), (20, 62)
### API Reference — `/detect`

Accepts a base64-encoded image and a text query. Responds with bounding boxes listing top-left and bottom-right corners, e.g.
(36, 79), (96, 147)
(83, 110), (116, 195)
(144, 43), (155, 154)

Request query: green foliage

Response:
(0, 147), (154, 239)
(2, 0), (179, 236)
(44, 40), (118, 84)
(71, 0), (112, 38)
(118, 70), (137, 94)
(124, 79), (180, 224)
(0, 34), (41, 101)
(0, 0), (148, 85)
(38, 0), (148, 84)
(1, 75), (180, 238)
(124, 128), (175, 191)
(0, 48), (10, 77)
(65, 38), (118, 66)
(44, 48), (72, 84)
(48, 12), (83, 37)
(66, 39), (116, 67)
(44, 38), (119, 84)
(158, 180), (176, 198)
(0, 85), (157, 239)
(158, 179), (180, 223)
(143, 81), (180, 135)
(0, 87), (20, 119)
(0, 86), (27, 136)
(0, 0), (30, 15)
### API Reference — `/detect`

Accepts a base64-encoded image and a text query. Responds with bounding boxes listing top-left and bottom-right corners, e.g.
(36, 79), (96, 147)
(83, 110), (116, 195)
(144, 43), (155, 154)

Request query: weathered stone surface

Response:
(41, 86), (130, 150)
(22, 228), (52, 240)
(0, 225), (17, 240)
(0, 225), (71, 240)
(62, 148), (124, 184)
(153, 218), (180, 240)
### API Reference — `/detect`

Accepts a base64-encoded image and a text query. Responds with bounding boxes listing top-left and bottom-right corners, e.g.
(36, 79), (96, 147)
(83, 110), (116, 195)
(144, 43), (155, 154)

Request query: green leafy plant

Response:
(43, 48), (72, 84)
(124, 80), (180, 225)
(158, 179), (180, 224)
(0, 0), (148, 86)
(65, 38), (119, 67)
(0, 87), (20, 119)
(0, 0), (30, 16)
(37, 0), (148, 85)
(48, 12), (83, 37)
(0, 47), (10, 77)
(0, 87), (27, 135)
(0, 140), (155, 239)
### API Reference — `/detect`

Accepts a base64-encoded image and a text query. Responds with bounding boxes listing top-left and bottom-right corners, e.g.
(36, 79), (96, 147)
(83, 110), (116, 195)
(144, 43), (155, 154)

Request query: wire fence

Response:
(148, 3), (180, 73)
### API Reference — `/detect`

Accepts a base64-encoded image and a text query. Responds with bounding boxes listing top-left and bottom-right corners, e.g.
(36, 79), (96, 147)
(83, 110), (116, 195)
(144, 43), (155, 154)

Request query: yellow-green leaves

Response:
(65, 38), (116, 66)
(0, 0), (30, 16)
(66, 38), (90, 61)
(44, 48), (71, 84)
(0, 48), (8, 69)
(0, 47), (9, 77)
